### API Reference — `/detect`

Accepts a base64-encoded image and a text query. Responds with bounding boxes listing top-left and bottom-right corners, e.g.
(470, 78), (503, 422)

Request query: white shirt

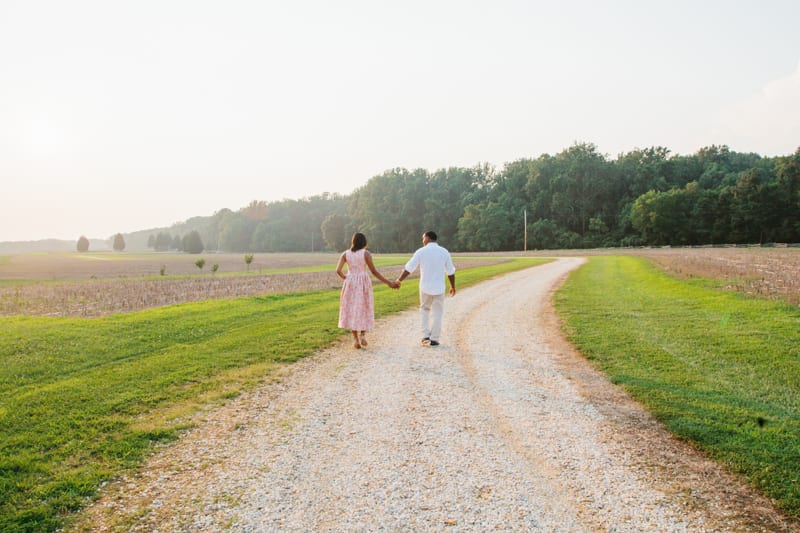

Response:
(404, 242), (456, 295)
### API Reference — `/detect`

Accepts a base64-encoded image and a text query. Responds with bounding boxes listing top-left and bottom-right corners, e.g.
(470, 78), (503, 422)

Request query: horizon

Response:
(2, 1), (799, 242)
(3, 141), (799, 246)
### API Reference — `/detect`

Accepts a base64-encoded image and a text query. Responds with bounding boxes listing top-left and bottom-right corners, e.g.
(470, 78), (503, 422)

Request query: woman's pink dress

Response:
(338, 249), (375, 331)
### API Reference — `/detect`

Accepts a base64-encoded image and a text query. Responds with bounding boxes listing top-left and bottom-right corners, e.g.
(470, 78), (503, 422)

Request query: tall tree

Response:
(348, 168), (428, 252)
(183, 230), (204, 254)
(76, 235), (89, 252)
(112, 233), (125, 252)
(425, 165), (492, 249)
(155, 232), (172, 251)
(321, 213), (352, 252)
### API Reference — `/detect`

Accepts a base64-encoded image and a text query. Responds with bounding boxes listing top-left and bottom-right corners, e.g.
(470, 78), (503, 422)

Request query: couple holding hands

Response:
(336, 231), (456, 350)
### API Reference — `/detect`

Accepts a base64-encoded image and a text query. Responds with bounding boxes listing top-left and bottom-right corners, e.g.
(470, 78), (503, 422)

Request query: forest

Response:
(134, 143), (800, 253)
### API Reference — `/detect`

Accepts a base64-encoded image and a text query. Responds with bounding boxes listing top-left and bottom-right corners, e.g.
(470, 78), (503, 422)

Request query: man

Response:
(396, 231), (456, 346)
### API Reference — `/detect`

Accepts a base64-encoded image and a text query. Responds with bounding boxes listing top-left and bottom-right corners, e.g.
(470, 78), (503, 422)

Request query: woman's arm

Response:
(335, 252), (347, 280)
(365, 251), (396, 287)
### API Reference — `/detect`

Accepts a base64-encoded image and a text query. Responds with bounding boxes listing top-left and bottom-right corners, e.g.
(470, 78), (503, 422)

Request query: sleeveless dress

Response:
(338, 249), (375, 331)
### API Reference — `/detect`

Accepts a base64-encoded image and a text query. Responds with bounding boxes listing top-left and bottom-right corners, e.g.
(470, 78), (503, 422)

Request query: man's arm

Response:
(397, 249), (421, 286)
(448, 273), (456, 296)
(396, 269), (411, 284)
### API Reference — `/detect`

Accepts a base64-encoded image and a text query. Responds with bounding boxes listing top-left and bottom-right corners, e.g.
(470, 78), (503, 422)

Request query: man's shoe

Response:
(429, 340), (439, 346)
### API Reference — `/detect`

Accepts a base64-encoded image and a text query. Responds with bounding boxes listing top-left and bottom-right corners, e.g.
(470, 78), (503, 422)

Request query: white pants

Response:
(419, 292), (445, 341)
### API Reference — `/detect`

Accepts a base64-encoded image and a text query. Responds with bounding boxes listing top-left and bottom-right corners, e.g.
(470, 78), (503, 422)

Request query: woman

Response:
(336, 232), (397, 349)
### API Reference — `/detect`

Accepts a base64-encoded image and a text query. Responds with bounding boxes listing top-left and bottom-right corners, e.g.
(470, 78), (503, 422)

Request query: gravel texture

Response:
(74, 258), (798, 532)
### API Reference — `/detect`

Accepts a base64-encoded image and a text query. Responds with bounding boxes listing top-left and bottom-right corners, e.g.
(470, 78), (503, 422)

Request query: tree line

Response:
(142, 143), (800, 253)
(146, 230), (204, 254)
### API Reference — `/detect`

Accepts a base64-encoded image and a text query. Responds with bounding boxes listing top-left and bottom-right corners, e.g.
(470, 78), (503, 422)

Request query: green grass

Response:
(0, 257), (547, 532)
(555, 255), (800, 518)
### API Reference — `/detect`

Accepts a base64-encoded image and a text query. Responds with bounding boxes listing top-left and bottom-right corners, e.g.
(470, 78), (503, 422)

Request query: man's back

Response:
(405, 242), (456, 295)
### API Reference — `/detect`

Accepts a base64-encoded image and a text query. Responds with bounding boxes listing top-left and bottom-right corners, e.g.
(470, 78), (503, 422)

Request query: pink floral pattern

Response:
(338, 249), (375, 331)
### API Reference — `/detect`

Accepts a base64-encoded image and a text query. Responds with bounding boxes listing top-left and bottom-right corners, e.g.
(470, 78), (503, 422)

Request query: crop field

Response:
(519, 246), (800, 307)
(2, 248), (800, 317)
(634, 247), (800, 305)
(0, 251), (341, 281)
(0, 252), (504, 317)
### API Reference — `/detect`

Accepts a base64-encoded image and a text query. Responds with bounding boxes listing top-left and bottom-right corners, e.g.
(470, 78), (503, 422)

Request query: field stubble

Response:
(3, 248), (800, 317)
(634, 247), (800, 306)
(516, 246), (800, 307)
(0, 254), (496, 317)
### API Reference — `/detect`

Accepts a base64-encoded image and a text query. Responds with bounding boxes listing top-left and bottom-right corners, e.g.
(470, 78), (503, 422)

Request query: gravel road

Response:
(76, 258), (798, 532)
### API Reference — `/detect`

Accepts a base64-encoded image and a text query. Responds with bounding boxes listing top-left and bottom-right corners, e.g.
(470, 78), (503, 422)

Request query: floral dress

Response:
(338, 249), (375, 331)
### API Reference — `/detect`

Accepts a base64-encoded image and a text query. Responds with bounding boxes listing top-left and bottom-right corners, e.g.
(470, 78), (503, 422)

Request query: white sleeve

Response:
(445, 253), (456, 276)
(404, 249), (421, 273)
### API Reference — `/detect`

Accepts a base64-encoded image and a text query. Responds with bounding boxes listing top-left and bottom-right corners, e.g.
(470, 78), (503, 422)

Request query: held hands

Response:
(387, 280), (401, 289)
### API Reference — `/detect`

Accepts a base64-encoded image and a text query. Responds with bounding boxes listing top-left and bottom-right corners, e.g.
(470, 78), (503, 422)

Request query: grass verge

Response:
(0, 257), (548, 532)
(554, 255), (800, 518)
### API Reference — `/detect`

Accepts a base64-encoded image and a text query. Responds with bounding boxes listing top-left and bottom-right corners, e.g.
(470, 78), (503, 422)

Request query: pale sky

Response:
(1, 0), (799, 242)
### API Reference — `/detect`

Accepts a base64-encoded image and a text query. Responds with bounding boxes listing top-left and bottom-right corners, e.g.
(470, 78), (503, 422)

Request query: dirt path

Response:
(75, 258), (798, 531)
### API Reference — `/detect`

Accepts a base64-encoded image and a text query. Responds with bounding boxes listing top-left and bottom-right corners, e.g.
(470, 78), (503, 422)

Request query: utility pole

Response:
(524, 209), (527, 252)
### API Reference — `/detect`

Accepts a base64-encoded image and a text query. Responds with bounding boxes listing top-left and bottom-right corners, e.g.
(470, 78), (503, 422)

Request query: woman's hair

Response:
(350, 232), (367, 251)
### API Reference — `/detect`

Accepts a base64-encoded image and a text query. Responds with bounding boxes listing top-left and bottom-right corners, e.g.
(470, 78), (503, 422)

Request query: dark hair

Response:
(424, 230), (437, 241)
(350, 232), (367, 251)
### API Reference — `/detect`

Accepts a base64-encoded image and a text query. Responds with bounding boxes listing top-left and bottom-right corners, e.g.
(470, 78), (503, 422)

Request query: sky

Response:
(1, 0), (799, 242)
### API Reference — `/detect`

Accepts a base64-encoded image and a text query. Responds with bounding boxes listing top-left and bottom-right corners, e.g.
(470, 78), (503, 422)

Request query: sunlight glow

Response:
(21, 118), (70, 158)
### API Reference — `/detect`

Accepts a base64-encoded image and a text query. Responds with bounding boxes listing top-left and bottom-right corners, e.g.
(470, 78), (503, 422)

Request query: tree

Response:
(426, 165), (493, 249)
(76, 235), (89, 252)
(244, 254), (254, 271)
(456, 202), (518, 251)
(183, 230), (204, 254)
(348, 168), (430, 252)
(528, 219), (559, 249)
(321, 213), (351, 252)
(219, 210), (253, 252)
(194, 258), (205, 271)
(155, 232), (172, 252)
(549, 143), (611, 237)
(112, 233), (125, 252)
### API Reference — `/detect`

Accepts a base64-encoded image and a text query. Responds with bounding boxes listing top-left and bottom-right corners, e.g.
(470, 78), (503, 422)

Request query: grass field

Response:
(0, 257), (548, 532)
(555, 255), (800, 518)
